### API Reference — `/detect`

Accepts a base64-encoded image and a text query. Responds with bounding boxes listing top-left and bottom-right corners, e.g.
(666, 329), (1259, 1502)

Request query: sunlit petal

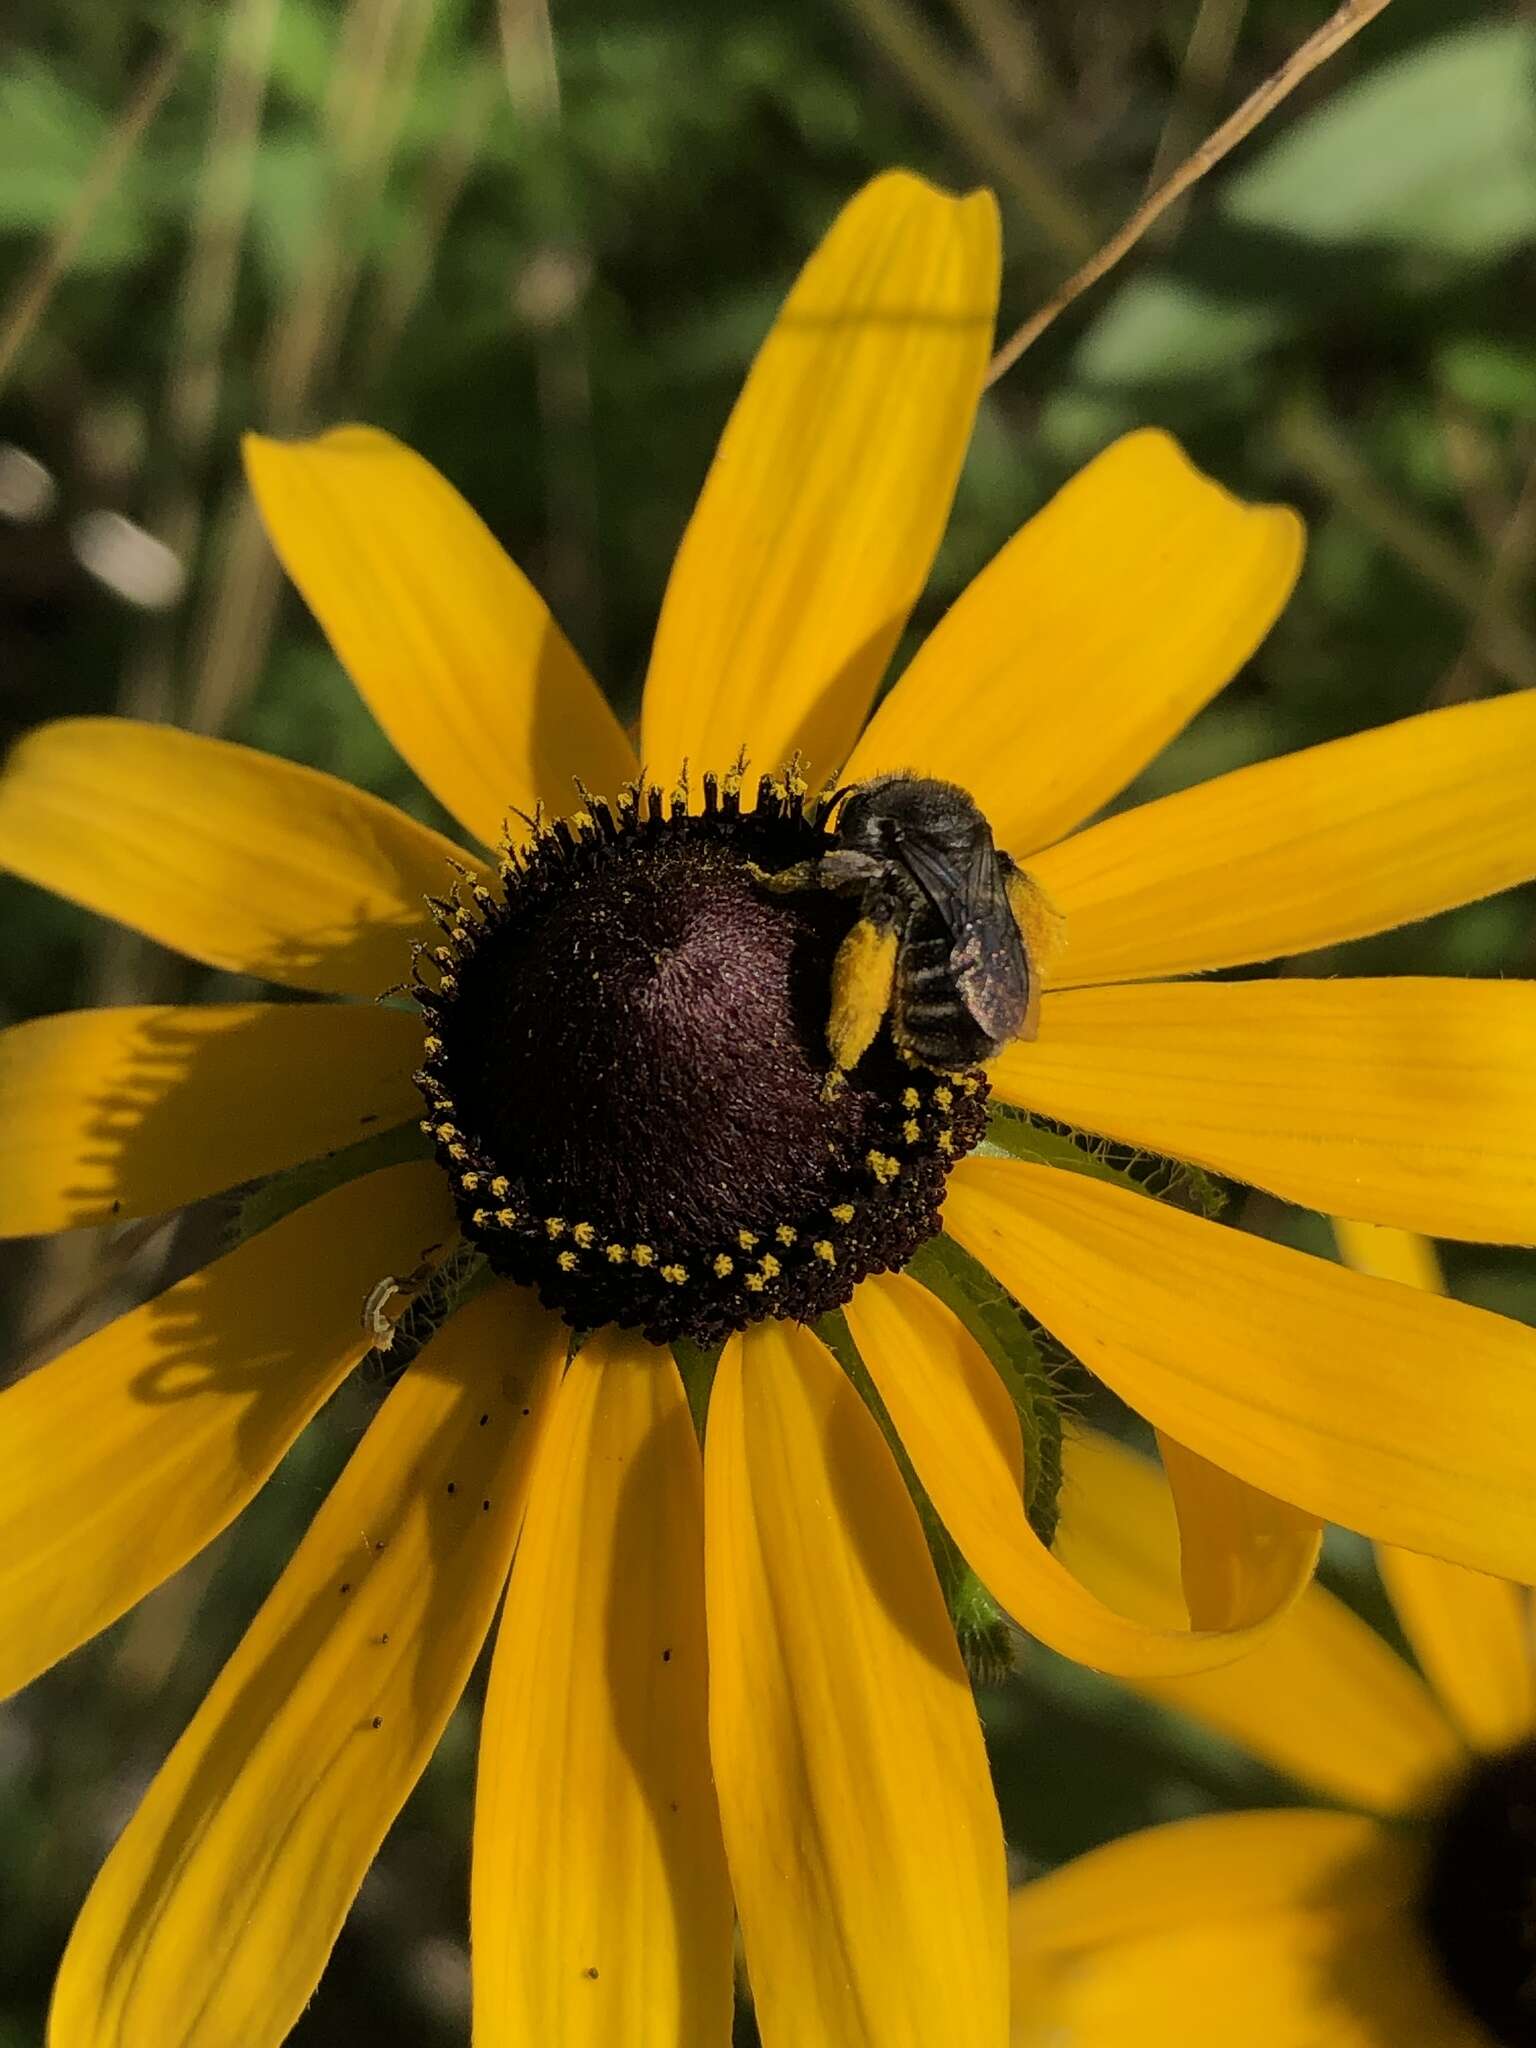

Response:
(640, 171), (999, 788)
(844, 1274), (1316, 1678)
(1154, 1431), (1321, 1632)
(0, 1161), (455, 1700)
(1328, 1222), (1536, 1752)
(0, 1002), (421, 1237)
(1379, 1548), (1536, 1755)
(1010, 1812), (1475, 2048)
(0, 719), (472, 995)
(844, 431), (1302, 852)
(1031, 690), (1536, 987)
(995, 980), (1536, 1244)
(1056, 1429), (1463, 1814)
(705, 1316), (1007, 2048)
(473, 1328), (731, 2048)
(946, 1156), (1536, 1581)
(50, 1286), (561, 2048)
(245, 428), (635, 848)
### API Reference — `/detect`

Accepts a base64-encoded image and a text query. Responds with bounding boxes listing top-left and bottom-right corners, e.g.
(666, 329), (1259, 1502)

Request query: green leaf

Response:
(0, 61), (143, 262)
(1226, 22), (1536, 259)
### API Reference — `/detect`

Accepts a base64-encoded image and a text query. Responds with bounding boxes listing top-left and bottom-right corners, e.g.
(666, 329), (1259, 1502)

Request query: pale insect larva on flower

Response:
(359, 1245), (444, 1352)
(751, 773), (1066, 1098)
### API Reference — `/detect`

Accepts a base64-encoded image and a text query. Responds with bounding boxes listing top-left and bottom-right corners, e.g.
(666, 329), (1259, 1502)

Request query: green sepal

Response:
(231, 1117), (436, 1246)
(816, 1306), (1017, 1692)
(903, 1232), (1064, 1550)
(982, 1102), (1226, 1220)
(670, 1335), (722, 1441)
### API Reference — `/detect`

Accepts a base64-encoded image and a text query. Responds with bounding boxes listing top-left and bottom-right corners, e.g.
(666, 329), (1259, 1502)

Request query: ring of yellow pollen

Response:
(1418, 1737), (1536, 2045)
(410, 765), (989, 1346)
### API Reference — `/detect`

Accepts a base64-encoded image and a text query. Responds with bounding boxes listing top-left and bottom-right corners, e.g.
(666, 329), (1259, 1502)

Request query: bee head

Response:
(833, 773), (986, 856)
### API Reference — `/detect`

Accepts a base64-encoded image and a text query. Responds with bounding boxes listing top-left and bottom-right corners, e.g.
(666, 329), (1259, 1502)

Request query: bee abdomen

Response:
(893, 988), (997, 1068)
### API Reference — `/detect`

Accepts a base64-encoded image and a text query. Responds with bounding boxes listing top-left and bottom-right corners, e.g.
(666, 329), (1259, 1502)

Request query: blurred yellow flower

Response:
(1011, 1229), (1536, 2048)
(1, 173), (1535, 2047)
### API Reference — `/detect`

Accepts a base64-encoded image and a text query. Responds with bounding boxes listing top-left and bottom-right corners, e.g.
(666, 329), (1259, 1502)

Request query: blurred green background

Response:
(3, 0), (1535, 2039)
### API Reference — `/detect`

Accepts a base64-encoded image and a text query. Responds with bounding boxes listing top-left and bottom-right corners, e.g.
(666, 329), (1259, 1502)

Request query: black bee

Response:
(754, 773), (1041, 1087)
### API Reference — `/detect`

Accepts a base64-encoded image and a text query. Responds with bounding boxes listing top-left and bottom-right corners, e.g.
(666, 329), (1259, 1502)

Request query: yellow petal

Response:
(640, 171), (999, 789)
(1031, 690), (1536, 987)
(1013, 1808), (1407, 1953)
(1327, 1220), (1536, 1752)
(945, 1155), (1536, 1582)
(1057, 1429), (1463, 1814)
(1377, 1548), (1536, 1754)
(995, 980), (1536, 1245)
(1010, 1812), (1477, 2048)
(1153, 1431), (1321, 1632)
(1331, 1216), (1445, 1290)
(705, 1317), (1008, 2048)
(473, 1328), (731, 2048)
(0, 1001), (422, 1236)
(0, 1160), (455, 1701)
(0, 719), (472, 996)
(844, 431), (1302, 853)
(50, 1285), (562, 2048)
(844, 1274), (1315, 1679)
(244, 429), (635, 848)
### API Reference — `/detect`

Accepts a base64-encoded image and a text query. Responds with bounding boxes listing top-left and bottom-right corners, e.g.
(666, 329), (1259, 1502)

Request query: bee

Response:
(753, 774), (1061, 1093)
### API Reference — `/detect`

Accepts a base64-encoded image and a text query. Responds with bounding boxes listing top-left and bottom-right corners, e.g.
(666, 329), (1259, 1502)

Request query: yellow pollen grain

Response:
(902, 1120), (921, 1145)
(934, 1086), (953, 1110)
(418, 1119), (434, 1135)
(490, 1176), (511, 1199)
(434, 1123), (457, 1142)
(558, 1250), (578, 1272)
(545, 1217), (566, 1239)
(606, 1243), (628, 1264)
(901, 1087), (920, 1111)
(745, 1272), (765, 1292)
(758, 1254), (781, 1279)
(496, 1207), (517, 1227)
(448, 1143), (469, 1163)
(776, 1223), (797, 1245)
(813, 1240), (836, 1265)
(713, 1254), (734, 1278)
(472, 1208), (492, 1227)
(423, 1036), (443, 1057)
(960, 1075), (979, 1094)
(737, 1229), (759, 1251)
(461, 1172), (482, 1191)
(438, 973), (458, 994)
(572, 1222), (596, 1249)
(661, 1264), (687, 1286)
(830, 1203), (855, 1224)
(632, 1245), (655, 1267)
(937, 1131), (955, 1156)
(866, 1151), (900, 1184)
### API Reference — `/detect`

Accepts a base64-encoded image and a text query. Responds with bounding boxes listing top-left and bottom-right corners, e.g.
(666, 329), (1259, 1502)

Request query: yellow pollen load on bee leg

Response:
(823, 915), (899, 1099)
(1005, 865), (1068, 1041)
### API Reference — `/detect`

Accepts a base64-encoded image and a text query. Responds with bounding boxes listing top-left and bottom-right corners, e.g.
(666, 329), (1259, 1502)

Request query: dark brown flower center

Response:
(1420, 1738), (1536, 2045)
(410, 770), (987, 1345)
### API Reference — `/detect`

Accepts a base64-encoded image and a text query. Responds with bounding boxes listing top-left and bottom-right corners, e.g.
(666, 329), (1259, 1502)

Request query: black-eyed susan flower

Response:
(2, 170), (1536, 2047)
(1009, 1227), (1536, 2048)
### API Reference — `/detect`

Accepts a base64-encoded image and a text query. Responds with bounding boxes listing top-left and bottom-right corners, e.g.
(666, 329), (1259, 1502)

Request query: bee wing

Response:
(896, 828), (1031, 1047)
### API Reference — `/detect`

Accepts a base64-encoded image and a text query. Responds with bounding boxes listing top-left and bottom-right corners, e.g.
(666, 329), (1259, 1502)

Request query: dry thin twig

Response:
(986, 0), (1397, 386)
(0, 28), (192, 395)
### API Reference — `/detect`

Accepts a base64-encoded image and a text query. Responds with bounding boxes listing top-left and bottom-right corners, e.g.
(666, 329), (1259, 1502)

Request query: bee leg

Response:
(745, 858), (824, 894)
(747, 849), (888, 895)
(1001, 857), (1068, 1041)
(823, 902), (900, 1099)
